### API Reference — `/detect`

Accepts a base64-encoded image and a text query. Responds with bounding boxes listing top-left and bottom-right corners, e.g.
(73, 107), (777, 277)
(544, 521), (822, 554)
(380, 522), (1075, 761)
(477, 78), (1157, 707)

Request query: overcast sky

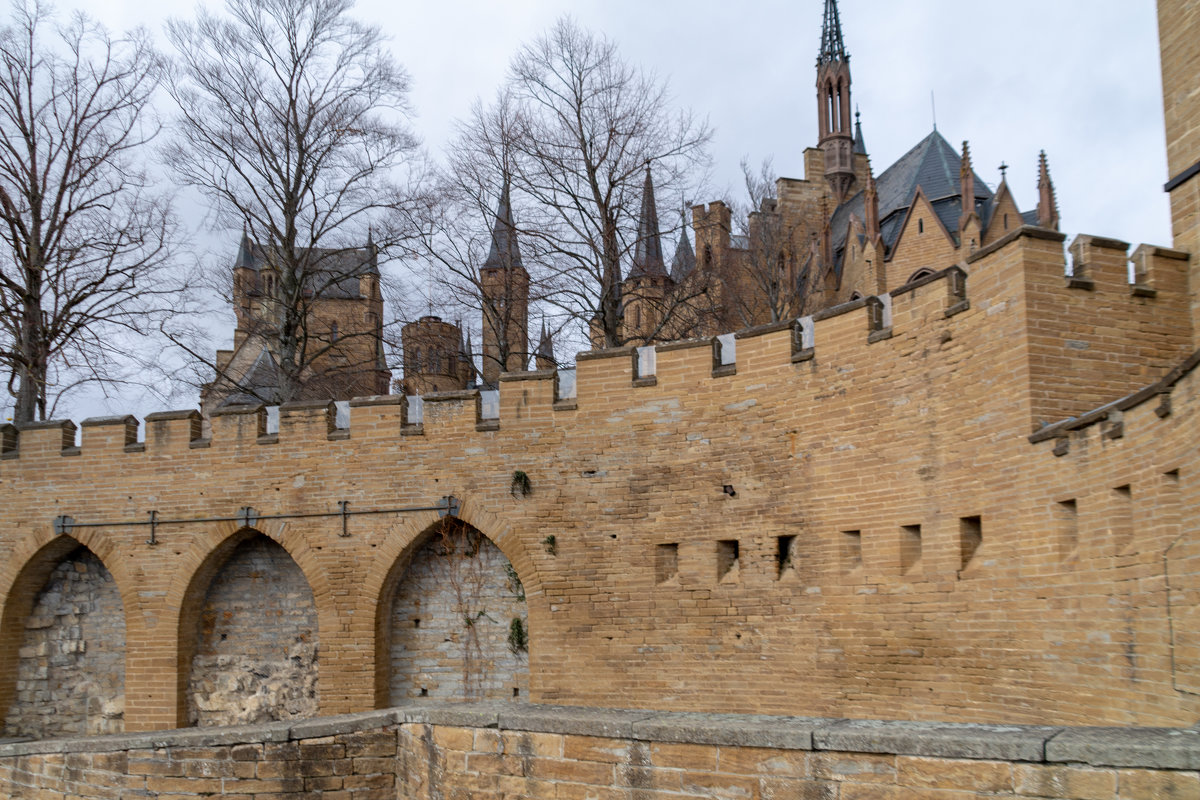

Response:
(11, 0), (1172, 422)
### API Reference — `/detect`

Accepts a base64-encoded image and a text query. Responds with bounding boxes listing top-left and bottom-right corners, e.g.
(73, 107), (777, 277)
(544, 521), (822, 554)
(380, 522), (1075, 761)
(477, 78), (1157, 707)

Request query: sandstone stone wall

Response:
(186, 535), (319, 727)
(389, 522), (529, 703)
(3, 548), (124, 739)
(1, 230), (1199, 733)
(0, 703), (1196, 799)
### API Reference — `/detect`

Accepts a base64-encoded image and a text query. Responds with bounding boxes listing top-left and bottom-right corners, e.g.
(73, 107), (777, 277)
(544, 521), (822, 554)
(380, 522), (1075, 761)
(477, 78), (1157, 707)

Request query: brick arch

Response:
(167, 519), (333, 727)
(363, 497), (547, 707)
(0, 527), (134, 736)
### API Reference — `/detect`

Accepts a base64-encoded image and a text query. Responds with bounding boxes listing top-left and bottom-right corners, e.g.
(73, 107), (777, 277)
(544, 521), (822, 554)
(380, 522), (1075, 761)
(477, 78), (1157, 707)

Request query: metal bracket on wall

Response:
(49, 498), (455, 544)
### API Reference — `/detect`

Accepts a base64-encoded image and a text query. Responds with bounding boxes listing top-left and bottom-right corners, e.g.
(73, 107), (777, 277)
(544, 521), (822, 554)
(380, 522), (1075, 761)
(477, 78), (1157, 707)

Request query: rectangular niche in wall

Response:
(841, 530), (862, 572)
(900, 525), (922, 575)
(655, 543), (679, 584)
(717, 539), (739, 582)
(1056, 499), (1078, 562)
(959, 516), (982, 572)
(776, 535), (796, 579)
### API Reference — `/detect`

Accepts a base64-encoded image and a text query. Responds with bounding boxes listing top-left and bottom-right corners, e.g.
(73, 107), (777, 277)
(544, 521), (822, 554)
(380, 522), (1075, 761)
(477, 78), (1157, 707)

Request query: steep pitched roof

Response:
(218, 348), (279, 408)
(830, 129), (994, 271)
(628, 166), (668, 280)
(536, 320), (555, 363)
(482, 180), (524, 271)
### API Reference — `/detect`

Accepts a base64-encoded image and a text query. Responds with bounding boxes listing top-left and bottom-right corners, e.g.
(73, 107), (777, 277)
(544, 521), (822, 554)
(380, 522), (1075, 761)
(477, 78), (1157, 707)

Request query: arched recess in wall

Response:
(907, 267), (936, 284)
(378, 516), (530, 705)
(177, 528), (319, 728)
(0, 536), (126, 739)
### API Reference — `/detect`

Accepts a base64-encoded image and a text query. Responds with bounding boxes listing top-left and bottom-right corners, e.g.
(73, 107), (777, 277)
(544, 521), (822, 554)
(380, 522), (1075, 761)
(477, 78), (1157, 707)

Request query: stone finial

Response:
(865, 169), (881, 243)
(1036, 151), (1060, 231)
(960, 140), (976, 229)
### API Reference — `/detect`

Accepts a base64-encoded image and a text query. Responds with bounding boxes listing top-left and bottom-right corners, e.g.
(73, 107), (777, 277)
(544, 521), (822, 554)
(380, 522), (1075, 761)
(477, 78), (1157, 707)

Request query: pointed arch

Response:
(167, 518), (332, 727)
(907, 268), (936, 284)
(0, 531), (131, 738)
(363, 497), (545, 707)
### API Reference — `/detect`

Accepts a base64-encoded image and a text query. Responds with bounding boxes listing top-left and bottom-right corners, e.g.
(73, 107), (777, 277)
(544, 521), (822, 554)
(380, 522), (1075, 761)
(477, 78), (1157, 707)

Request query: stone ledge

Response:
(1045, 726), (1200, 769)
(633, 711), (818, 749)
(814, 718), (1061, 762)
(2, 703), (1197, 771)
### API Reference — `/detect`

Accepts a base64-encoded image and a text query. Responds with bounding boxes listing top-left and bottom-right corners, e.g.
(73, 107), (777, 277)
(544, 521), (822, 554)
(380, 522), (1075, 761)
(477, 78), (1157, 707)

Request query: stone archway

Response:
(184, 532), (319, 727)
(3, 543), (125, 738)
(385, 517), (529, 703)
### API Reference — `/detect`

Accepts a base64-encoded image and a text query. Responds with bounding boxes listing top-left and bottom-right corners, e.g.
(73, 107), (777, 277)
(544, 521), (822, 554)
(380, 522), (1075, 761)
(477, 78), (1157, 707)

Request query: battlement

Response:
(0, 229), (1190, 464)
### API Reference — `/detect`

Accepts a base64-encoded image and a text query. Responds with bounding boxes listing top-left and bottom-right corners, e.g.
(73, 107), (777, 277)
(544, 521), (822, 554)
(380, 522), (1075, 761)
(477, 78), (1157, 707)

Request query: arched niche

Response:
(1, 538), (126, 738)
(179, 529), (319, 727)
(379, 516), (529, 704)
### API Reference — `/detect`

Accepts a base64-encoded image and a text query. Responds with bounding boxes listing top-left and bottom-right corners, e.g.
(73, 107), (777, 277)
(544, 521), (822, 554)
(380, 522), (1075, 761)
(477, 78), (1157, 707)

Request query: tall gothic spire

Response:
(671, 207), (697, 282)
(629, 165), (667, 280)
(482, 180), (523, 270)
(818, 0), (847, 64)
(816, 0), (855, 204)
(1036, 151), (1060, 231)
(235, 224), (255, 269)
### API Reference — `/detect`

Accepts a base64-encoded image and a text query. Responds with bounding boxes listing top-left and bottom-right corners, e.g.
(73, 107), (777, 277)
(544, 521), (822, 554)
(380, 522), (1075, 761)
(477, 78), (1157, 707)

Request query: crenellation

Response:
(80, 415), (140, 453)
(144, 410), (203, 454)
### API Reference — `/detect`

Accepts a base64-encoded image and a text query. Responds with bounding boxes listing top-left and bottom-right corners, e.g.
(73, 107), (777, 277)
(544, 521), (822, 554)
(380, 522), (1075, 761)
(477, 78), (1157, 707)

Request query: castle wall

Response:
(1, 230), (1199, 734)
(0, 704), (1196, 800)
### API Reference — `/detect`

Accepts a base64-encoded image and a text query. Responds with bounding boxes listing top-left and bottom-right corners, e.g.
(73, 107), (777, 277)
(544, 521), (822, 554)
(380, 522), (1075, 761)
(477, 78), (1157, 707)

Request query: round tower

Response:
(399, 316), (469, 395)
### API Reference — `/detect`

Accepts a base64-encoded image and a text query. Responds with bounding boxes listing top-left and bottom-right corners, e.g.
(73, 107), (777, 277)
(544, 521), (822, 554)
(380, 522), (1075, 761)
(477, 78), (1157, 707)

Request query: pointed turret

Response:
(853, 108), (867, 155)
(670, 207), (697, 281)
(235, 225), (255, 269)
(366, 227), (379, 274)
(480, 179), (530, 386)
(629, 165), (667, 280)
(482, 180), (523, 270)
(535, 318), (555, 370)
(1036, 151), (1060, 231)
(816, 0), (855, 204)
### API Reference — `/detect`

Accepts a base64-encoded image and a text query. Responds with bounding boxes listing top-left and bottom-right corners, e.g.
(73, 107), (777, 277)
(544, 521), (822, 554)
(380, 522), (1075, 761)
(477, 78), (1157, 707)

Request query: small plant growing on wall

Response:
(504, 563), (525, 601)
(508, 617), (528, 654)
(510, 470), (532, 498)
(542, 534), (556, 556)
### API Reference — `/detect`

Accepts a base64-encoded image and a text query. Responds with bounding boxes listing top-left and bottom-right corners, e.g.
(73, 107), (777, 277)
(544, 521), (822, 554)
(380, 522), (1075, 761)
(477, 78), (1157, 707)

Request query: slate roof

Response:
(235, 233), (376, 300)
(830, 129), (994, 274)
(218, 348), (279, 408)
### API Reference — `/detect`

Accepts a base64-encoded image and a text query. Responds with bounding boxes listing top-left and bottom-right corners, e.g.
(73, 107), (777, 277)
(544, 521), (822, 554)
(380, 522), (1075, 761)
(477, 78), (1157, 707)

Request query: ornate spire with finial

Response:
(482, 179), (523, 271)
(853, 107), (867, 155)
(818, 0), (848, 64)
(960, 140), (976, 227)
(1036, 151), (1060, 231)
(628, 164), (667, 280)
(816, 0), (855, 204)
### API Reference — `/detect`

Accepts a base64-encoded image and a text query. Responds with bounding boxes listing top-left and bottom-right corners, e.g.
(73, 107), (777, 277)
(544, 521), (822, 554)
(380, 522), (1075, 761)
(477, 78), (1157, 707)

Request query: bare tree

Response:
(165, 0), (421, 406)
(726, 157), (806, 327)
(0, 1), (174, 423)
(505, 17), (711, 349)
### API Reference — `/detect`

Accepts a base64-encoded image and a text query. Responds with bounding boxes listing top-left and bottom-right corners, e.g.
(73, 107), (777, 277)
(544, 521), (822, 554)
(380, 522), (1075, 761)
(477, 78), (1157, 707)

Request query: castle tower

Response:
(816, 0), (856, 204)
(622, 166), (672, 341)
(400, 315), (468, 396)
(480, 181), (530, 386)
